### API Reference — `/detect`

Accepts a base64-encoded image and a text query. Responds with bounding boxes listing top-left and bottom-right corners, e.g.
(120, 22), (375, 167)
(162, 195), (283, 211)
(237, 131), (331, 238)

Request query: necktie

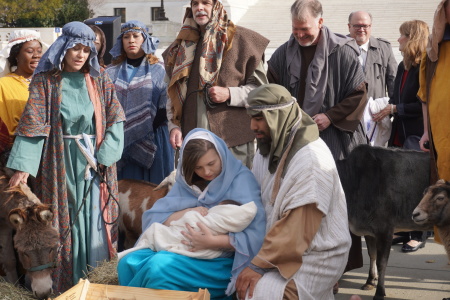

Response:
(359, 47), (365, 71)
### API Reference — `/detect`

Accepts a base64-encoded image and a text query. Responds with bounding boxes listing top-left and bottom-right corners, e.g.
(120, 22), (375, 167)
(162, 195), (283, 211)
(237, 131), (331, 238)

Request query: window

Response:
(114, 8), (126, 23)
(151, 7), (162, 21)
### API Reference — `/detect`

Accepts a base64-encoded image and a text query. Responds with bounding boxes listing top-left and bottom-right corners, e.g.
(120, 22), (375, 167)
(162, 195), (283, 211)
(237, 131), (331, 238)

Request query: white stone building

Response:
(91, 0), (441, 62)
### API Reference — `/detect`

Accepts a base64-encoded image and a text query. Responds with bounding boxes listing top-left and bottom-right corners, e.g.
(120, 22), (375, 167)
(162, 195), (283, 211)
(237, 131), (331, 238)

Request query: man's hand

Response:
(312, 113), (331, 131)
(208, 86), (230, 103)
(170, 127), (183, 149)
(236, 267), (262, 299)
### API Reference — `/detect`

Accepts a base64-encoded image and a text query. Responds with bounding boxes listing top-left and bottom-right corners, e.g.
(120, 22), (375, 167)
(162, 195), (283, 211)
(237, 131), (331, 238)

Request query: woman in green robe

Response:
(7, 22), (125, 293)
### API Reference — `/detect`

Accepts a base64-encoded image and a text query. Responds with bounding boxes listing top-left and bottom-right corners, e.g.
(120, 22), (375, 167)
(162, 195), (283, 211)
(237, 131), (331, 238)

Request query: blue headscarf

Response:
(109, 20), (159, 59)
(141, 128), (266, 295)
(34, 21), (100, 77)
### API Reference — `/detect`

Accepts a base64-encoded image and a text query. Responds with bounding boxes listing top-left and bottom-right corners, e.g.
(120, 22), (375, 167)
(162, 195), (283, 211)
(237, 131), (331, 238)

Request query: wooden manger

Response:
(55, 279), (210, 300)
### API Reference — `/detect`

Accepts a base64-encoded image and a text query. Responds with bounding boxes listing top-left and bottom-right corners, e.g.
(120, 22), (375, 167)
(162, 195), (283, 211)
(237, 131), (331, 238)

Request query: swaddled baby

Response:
(118, 200), (257, 260)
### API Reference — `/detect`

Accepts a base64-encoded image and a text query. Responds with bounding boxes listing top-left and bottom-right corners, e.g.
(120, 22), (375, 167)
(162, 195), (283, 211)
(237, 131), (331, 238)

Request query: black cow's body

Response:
(336, 145), (431, 300)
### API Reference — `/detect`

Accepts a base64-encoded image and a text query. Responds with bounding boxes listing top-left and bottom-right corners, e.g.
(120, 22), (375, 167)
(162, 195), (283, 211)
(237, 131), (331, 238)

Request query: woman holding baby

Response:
(117, 128), (265, 299)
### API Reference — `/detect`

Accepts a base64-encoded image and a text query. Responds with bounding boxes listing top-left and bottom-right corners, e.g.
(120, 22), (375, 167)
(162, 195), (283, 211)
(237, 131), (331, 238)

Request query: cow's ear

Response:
(9, 208), (26, 230)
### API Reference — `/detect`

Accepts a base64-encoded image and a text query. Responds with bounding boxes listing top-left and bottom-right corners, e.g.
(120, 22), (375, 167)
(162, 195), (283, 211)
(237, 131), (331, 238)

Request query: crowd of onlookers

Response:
(0, 0), (448, 299)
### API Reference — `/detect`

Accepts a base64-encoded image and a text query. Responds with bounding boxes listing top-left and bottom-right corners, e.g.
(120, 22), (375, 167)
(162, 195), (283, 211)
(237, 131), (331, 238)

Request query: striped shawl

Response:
(15, 69), (125, 292)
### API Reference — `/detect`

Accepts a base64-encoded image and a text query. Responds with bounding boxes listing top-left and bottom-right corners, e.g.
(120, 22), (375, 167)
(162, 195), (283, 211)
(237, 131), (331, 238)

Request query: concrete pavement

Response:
(335, 237), (450, 300)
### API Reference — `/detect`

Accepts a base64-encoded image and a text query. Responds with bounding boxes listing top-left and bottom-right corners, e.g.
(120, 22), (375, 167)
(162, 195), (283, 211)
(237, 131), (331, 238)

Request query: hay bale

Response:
(0, 277), (35, 300)
(85, 258), (119, 285)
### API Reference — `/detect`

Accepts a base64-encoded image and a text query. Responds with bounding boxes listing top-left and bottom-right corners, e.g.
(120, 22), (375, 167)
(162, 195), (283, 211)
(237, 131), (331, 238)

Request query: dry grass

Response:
(0, 259), (119, 299)
(84, 258), (119, 286)
(0, 277), (35, 300)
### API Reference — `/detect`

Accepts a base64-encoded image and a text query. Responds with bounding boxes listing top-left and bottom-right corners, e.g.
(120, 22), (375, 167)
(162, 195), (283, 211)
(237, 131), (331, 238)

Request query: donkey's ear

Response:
(38, 209), (54, 225)
(9, 208), (26, 230)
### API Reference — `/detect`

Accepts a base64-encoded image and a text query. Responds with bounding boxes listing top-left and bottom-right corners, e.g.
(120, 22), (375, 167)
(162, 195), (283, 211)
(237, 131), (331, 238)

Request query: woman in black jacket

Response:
(373, 20), (429, 252)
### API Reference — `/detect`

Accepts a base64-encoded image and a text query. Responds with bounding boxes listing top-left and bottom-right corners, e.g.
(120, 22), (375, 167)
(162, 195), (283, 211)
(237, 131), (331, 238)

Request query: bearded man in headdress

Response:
(163, 0), (269, 168)
(236, 84), (351, 300)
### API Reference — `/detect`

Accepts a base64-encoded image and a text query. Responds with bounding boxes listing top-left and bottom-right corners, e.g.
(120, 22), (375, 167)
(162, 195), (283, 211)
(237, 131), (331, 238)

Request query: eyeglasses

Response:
(351, 24), (371, 30)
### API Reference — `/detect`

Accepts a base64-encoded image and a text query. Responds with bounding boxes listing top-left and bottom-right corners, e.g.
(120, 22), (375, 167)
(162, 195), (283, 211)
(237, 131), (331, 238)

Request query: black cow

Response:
(336, 144), (432, 300)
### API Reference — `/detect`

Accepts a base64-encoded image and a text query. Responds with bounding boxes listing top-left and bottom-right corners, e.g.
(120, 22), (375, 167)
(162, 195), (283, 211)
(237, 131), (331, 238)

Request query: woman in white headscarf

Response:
(0, 30), (47, 165)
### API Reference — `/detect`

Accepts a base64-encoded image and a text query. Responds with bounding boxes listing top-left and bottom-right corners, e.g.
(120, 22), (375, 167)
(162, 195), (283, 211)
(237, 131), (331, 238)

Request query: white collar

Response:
(359, 41), (370, 52)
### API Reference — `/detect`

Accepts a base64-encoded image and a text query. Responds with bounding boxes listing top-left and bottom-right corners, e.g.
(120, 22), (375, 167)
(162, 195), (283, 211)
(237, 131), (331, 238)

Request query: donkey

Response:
(0, 168), (59, 299)
(9, 204), (59, 299)
(0, 167), (40, 283)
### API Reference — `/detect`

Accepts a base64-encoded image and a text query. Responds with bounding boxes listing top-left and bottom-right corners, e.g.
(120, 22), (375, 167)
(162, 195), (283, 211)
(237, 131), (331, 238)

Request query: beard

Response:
(256, 134), (272, 156)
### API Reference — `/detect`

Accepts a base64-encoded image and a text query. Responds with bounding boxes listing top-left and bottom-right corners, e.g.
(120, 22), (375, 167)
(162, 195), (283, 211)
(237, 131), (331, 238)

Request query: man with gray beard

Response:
(162, 0), (269, 168)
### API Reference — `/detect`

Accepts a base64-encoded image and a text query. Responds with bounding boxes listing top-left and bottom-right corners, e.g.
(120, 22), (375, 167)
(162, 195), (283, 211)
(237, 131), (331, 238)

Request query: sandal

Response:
(333, 282), (339, 294)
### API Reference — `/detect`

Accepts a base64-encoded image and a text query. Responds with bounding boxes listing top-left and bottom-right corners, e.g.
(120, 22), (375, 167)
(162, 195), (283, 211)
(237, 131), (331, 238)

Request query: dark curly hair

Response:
(7, 43), (25, 71)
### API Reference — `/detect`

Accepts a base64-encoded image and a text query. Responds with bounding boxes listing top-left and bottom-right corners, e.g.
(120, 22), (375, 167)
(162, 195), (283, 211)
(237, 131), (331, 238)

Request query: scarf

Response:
(247, 84), (319, 175)
(163, 1), (235, 126)
(35, 22), (100, 77)
(106, 58), (162, 169)
(109, 20), (159, 59)
(285, 26), (353, 116)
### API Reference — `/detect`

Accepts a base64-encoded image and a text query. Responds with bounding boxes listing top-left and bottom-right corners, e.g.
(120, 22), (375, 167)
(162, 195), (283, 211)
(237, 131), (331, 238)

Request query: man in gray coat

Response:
(267, 0), (367, 162)
(348, 11), (397, 99)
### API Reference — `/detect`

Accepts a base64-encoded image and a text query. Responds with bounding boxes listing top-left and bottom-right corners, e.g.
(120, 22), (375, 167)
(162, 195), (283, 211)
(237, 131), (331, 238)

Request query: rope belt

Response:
(63, 133), (97, 180)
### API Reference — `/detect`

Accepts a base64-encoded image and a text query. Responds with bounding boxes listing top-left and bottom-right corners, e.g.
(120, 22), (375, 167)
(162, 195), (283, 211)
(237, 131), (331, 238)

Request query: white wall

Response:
(92, 0), (187, 26)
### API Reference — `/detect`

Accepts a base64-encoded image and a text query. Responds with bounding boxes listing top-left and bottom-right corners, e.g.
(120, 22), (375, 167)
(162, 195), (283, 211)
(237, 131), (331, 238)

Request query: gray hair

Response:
(290, 0), (323, 21)
(348, 11), (373, 24)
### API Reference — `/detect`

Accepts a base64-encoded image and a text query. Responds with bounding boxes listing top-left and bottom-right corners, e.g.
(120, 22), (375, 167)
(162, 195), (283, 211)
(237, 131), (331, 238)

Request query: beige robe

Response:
(250, 138), (351, 300)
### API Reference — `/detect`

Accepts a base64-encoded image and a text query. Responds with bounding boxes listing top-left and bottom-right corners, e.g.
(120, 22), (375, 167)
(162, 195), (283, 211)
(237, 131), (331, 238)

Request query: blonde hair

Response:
(399, 20), (429, 70)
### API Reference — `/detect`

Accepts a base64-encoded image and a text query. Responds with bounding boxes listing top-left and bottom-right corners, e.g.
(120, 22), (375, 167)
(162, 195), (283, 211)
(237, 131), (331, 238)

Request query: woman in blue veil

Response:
(118, 128), (265, 299)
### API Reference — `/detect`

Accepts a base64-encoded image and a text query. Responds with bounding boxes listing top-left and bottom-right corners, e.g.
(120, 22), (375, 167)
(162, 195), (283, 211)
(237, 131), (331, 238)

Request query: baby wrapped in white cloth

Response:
(118, 201), (257, 260)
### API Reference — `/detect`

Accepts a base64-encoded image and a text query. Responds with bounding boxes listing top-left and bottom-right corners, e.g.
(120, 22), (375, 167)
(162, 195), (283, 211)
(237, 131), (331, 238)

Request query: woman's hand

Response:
(372, 104), (393, 122)
(419, 132), (430, 152)
(9, 171), (29, 187)
(181, 222), (232, 252)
